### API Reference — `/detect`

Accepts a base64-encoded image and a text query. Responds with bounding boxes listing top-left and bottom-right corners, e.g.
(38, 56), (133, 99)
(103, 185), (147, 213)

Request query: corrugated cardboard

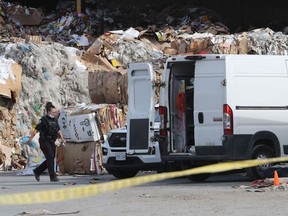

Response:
(163, 47), (178, 55)
(0, 144), (13, 168)
(0, 62), (22, 100)
(88, 71), (128, 104)
(67, 113), (101, 142)
(25, 35), (42, 44)
(87, 38), (103, 55)
(81, 52), (116, 71)
(63, 142), (96, 174)
(10, 8), (43, 26)
(56, 145), (65, 174)
(58, 109), (73, 141)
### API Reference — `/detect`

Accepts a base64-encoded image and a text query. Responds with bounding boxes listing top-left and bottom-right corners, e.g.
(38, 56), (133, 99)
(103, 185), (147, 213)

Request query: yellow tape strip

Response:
(1, 157), (288, 205)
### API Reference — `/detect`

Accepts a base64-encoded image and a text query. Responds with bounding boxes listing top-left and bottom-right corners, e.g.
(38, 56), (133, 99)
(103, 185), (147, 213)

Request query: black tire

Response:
(188, 173), (211, 182)
(111, 170), (138, 179)
(246, 144), (275, 180)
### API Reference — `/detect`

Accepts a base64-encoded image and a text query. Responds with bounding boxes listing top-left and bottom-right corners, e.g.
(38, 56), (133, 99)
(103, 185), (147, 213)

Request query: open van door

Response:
(127, 63), (155, 154)
(194, 60), (225, 154)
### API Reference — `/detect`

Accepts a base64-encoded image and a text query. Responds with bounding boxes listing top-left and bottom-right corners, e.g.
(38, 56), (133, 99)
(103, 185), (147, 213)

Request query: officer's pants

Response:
(34, 139), (56, 179)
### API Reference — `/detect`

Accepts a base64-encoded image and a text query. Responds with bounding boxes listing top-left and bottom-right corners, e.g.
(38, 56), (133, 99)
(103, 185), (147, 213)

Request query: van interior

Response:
(169, 62), (195, 153)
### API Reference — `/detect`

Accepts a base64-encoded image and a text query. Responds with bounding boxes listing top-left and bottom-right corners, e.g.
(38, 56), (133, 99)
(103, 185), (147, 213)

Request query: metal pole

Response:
(76, 0), (81, 13)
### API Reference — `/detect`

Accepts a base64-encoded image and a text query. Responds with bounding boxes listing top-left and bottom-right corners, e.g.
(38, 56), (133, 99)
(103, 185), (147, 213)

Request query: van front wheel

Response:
(246, 144), (275, 180)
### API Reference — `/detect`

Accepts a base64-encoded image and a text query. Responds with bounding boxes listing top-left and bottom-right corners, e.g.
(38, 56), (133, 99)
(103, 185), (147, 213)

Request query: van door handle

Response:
(198, 112), (204, 124)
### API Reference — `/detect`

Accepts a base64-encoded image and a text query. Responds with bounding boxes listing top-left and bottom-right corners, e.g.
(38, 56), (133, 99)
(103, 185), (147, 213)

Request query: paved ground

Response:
(0, 171), (287, 216)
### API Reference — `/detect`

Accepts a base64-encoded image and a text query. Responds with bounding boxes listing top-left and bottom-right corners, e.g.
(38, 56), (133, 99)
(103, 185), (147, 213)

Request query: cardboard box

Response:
(10, 8), (43, 26)
(68, 113), (101, 142)
(0, 58), (22, 100)
(58, 109), (73, 141)
(63, 142), (96, 174)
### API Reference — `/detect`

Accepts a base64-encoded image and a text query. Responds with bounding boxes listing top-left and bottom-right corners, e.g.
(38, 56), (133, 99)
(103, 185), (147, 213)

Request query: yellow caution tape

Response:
(1, 157), (288, 205)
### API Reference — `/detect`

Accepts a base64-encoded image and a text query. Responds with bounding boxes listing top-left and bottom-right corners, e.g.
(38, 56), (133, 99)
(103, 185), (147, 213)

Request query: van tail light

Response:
(223, 104), (233, 135)
(159, 106), (167, 137)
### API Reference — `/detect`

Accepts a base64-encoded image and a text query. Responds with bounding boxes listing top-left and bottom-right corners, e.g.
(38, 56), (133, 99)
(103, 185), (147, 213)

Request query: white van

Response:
(124, 54), (288, 180)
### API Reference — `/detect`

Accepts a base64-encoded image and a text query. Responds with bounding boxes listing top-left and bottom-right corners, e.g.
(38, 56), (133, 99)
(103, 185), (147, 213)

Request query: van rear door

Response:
(194, 60), (226, 154)
(127, 63), (155, 154)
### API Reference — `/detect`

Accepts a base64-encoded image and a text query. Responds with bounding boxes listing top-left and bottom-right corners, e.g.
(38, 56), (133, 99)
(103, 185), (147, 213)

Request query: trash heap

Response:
(0, 1), (231, 47)
(0, 41), (91, 170)
(2, 0), (288, 171)
(85, 27), (288, 104)
(233, 179), (288, 192)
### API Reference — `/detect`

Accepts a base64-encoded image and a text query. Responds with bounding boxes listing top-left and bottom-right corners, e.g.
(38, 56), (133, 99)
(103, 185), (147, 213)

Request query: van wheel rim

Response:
(256, 154), (271, 169)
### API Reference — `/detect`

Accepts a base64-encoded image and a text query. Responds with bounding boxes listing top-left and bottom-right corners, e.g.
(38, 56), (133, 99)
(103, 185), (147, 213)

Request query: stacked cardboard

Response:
(59, 104), (126, 141)
(62, 141), (96, 175)
(57, 104), (126, 174)
(0, 59), (22, 169)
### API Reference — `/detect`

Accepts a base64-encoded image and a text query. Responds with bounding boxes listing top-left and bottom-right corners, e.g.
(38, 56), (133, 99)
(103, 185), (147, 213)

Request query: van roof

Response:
(167, 54), (288, 63)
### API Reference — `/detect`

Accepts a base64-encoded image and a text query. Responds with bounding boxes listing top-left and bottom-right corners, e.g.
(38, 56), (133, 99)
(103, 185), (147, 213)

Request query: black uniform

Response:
(34, 115), (60, 179)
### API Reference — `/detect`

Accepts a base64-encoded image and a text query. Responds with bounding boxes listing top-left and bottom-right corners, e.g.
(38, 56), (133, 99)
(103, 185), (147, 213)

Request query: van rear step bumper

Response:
(162, 155), (230, 162)
(104, 157), (164, 172)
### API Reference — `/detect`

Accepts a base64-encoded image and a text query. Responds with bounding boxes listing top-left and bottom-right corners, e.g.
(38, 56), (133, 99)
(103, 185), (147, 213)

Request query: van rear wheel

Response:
(111, 170), (138, 179)
(246, 144), (275, 180)
(188, 173), (211, 182)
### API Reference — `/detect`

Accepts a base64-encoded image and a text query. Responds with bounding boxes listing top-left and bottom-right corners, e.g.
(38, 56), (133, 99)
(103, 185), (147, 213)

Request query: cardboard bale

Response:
(178, 39), (188, 54)
(63, 142), (96, 174)
(88, 71), (128, 105)
(239, 37), (249, 54)
(10, 8), (43, 26)
(0, 60), (22, 100)
(230, 44), (238, 54)
(10, 37), (25, 43)
(0, 105), (17, 142)
(0, 150), (6, 168)
(25, 35), (42, 44)
(163, 47), (178, 55)
(0, 144), (13, 169)
(118, 74), (128, 104)
(189, 38), (211, 54)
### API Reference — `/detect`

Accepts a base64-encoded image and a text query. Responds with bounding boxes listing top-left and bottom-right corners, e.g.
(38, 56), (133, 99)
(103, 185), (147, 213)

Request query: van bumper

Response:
(104, 157), (164, 172)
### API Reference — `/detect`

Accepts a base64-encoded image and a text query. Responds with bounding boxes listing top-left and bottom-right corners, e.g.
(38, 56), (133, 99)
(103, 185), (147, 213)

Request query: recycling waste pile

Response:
(2, 0), (288, 173)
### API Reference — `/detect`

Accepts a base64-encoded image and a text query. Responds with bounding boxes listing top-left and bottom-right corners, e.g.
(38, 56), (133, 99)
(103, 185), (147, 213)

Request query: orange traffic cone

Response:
(274, 170), (280, 186)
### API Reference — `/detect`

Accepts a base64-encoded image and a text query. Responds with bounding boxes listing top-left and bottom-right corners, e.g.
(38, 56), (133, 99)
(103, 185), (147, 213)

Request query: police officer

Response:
(27, 102), (66, 182)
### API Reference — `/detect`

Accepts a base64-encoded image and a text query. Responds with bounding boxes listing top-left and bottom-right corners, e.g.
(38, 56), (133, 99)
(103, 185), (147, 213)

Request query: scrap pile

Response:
(85, 27), (288, 104)
(0, 41), (91, 170)
(233, 179), (288, 192)
(1, 0), (288, 171)
(0, 1), (230, 47)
